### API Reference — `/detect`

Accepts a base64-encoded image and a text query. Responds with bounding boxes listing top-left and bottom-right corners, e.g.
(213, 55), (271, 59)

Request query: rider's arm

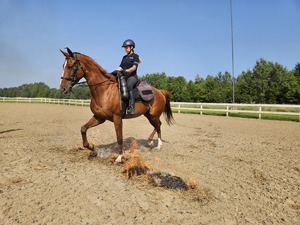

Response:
(124, 65), (137, 73)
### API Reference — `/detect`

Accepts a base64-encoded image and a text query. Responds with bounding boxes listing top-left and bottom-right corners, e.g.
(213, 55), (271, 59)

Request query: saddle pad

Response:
(136, 81), (154, 101)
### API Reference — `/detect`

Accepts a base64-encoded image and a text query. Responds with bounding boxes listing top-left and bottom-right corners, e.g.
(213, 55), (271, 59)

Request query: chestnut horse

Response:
(59, 48), (174, 162)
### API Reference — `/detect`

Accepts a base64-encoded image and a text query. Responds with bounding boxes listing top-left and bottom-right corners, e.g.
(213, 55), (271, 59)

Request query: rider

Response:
(113, 39), (141, 114)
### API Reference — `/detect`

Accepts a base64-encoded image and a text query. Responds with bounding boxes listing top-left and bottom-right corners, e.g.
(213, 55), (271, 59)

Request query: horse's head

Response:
(59, 47), (86, 94)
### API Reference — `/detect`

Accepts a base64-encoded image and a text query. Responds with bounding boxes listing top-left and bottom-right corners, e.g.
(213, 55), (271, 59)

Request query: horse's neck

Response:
(83, 58), (114, 102)
(84, 62), (106, 84)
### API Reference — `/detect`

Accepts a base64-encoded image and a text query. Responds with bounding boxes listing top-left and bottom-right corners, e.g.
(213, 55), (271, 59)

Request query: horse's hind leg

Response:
(148, 129), (156, 148)
(144, 114), (162, 149)
(81, 115), (105, 154)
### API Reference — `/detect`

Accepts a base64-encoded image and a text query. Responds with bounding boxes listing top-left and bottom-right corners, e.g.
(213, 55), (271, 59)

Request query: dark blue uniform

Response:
(119, 53), (139, 91)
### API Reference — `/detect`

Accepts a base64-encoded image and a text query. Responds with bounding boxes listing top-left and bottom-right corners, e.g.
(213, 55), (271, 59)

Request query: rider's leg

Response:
(126, 76), (137, 114)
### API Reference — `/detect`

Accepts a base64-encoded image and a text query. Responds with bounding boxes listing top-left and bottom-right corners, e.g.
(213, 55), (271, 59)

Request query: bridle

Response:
(61, 53), (87, 86)
(61, 53), (113, 87)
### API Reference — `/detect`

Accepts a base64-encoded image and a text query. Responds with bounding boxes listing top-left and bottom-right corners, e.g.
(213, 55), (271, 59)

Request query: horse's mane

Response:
(77, 52), (114, 80)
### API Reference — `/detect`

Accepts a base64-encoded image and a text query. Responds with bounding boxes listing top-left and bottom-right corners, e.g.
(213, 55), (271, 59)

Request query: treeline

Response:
(1, 58), (299, 104)
(141, 59), (300, 104)
(0, 82), (90, 100)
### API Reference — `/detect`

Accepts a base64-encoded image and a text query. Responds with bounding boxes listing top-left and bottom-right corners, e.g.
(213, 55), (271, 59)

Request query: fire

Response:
(121, 152), (150, 178)
(186, 176), (197, 189)
(120, 138), (151, 178)
(109, 137), (197, 191)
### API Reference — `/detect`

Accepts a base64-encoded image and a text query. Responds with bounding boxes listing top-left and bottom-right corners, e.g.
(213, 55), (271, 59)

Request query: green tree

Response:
(28, 82), (50, 97)
(202, 72), (233, 103)
(71, 86), (90, 99)
(166, 76), (188, 102)
(235, 59), (300, 104)
(236, 70), (254, 103)
(279, 70), (300, 104)
(294, 63), (300, 79)
(140, 72), (168, 90)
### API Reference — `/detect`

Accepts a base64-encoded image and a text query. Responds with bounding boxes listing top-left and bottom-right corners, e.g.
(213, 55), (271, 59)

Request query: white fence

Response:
(0, 97), (90, 106)
(171, 102), (300, 121)
(1, 97), (300, 121)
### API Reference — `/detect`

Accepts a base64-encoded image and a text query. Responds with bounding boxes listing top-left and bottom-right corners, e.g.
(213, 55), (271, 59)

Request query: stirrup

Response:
(126, 106), (134, 115)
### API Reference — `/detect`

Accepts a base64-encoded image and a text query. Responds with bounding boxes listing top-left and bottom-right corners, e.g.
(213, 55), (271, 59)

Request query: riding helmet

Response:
(122, 39), (135, 48)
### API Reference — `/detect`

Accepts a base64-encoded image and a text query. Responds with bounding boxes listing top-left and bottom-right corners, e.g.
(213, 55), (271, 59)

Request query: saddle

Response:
(116, 77), (154, 115)
(133, 80), (154, 102)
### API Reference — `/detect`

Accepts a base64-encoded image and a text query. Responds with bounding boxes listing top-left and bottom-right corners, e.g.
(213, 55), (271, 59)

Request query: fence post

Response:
(258, 106), (262, 119)
(200, 104), (203, 115)
(178, 104), (181, 113)
(226, 105), (229, 117)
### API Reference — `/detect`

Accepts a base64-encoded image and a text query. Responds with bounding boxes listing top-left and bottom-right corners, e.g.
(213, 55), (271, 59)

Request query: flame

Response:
(186, 176), (197, 189)
(121, 138), (151, 178)
(115, 138), (196, 191)
(121, 152), (151, 178)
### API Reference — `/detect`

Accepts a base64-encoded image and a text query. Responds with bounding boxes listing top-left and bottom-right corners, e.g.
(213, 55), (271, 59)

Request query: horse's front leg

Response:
(81, 116), (105, 155)
(113, 115), (123, 162)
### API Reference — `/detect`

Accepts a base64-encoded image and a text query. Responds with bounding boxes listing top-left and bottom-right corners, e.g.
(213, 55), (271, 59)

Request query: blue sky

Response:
(0, 0), (299, 88)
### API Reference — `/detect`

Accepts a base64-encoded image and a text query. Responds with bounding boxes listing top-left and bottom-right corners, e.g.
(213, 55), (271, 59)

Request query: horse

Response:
(59, 47), (174, 162)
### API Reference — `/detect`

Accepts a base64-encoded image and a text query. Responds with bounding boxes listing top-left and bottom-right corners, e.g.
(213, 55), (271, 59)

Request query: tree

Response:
(294, 63), (300, 79)
(235, 70), (254, 103)
(279, 70), (300, 104)
(235, 59), (299, 104)
(165, 76), (188, 102)
(140, 72), (168, 90)
(30, 82), (51, 97)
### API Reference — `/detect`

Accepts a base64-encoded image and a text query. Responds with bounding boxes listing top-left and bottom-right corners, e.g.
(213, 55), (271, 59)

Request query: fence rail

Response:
(171, 102), (300, 121)
(0, 97), (90, 106)
(1, 97), (300, 121)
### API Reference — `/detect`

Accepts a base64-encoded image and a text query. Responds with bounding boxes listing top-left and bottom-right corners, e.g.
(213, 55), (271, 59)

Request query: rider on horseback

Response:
(112, 39), (141, 114)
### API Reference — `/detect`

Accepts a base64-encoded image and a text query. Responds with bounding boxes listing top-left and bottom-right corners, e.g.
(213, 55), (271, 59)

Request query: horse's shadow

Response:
(94, 137), (164, 158)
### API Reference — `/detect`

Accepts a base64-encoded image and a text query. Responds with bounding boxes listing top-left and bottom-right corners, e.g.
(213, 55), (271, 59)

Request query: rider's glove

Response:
(111, 70), (118, 76)
(122, 70), (130, 77)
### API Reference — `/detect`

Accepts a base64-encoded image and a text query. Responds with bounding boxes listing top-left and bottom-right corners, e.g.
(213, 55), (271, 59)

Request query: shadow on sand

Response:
(0, 129), (23, 134)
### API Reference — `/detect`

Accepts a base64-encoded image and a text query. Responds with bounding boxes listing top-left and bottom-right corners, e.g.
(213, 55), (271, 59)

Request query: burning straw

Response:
(121, 151), (150, 178)
(116, 138), (196, 190)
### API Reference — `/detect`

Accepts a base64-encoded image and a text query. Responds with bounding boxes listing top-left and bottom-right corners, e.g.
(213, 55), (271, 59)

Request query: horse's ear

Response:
(60, 49), (69, 57)
(66, 47), (74, 58)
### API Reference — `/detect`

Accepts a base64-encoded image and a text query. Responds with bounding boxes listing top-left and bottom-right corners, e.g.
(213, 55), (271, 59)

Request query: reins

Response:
(76, 78), (113, 87)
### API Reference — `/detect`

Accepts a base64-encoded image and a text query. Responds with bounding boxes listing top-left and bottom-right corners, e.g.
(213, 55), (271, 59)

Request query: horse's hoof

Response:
(89, 151), (98, 158)
(148, 141), (154, 149)
(115, 154), (124, 163)
(156, 138), (163, 150)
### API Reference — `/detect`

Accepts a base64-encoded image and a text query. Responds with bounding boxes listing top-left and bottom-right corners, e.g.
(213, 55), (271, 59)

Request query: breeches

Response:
(126, 75), (138, 91)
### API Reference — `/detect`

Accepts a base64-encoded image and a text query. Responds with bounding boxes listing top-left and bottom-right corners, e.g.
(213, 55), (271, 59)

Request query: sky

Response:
(0, 0), (299, 88)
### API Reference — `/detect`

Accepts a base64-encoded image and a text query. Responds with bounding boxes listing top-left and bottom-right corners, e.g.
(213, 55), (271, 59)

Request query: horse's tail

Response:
(160, 90), (175, 126)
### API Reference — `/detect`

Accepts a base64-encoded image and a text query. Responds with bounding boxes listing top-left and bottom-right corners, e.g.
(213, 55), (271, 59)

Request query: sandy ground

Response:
(0, 103), (299, 225)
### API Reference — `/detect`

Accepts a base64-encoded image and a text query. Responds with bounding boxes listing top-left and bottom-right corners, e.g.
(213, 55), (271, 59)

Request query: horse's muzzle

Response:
(60, 83), (72, 94)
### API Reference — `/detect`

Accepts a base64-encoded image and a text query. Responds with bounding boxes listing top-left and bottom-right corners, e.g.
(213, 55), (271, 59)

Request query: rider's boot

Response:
(126, 91), (135, 115)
